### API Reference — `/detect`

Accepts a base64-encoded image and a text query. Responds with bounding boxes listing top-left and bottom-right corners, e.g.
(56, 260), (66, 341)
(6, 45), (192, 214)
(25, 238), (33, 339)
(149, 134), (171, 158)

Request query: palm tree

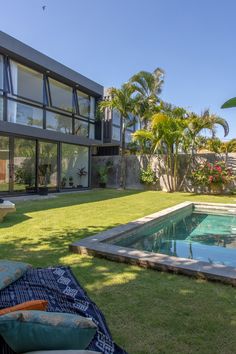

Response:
(99, 83), (136, 189)
(133, 106), (229, 191)
(129, 68), (165, 128)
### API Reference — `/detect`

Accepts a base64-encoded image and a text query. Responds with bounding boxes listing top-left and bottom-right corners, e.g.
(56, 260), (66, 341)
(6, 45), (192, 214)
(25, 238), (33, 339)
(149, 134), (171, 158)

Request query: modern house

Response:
(0, 31), (104, 195)
(0, 31), (140, 195)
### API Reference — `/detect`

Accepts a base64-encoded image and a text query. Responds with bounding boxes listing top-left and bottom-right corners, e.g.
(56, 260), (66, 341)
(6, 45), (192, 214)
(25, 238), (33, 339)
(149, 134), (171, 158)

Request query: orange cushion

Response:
(0, 300), (48, 315)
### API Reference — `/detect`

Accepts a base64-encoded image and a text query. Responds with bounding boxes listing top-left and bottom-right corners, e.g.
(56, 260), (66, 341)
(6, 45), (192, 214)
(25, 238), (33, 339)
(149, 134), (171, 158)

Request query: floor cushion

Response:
(0, 260), (31, 290)
(0, 300), (48, 315)
(0, 310), (97, 353)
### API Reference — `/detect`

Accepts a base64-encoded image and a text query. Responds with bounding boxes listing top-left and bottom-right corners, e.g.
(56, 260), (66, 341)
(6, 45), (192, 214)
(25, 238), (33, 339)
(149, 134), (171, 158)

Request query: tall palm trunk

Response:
(119, 116), (126, 189)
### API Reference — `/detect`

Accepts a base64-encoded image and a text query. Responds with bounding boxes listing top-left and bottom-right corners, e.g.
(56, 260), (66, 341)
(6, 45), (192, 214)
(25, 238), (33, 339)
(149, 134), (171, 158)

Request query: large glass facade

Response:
(49, 78), (73, 112)
(46, 111), (72, 134)
(0, 55), (3, 90)
(112, 126), (121, 141)
(38, 141), (58, 189)
(8, 101), (43, 128)
(0, 136), (9, 192)
(10, 61), (44, 102)
(61, 143), (89, 188)
(14, 138), (36, 192)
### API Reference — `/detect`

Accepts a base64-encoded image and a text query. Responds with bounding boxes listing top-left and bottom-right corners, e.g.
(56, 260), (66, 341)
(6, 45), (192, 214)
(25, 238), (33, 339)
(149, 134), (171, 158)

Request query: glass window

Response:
(38, 141), (58, 189)
(61, 144), (89, 189)
(112, 109), (121, 126)
(112, 126), (121, 141)
(89, 123), (95, 139)
(0, 55), (3, 90)
(7, 101), (43, 128)
(0, 97), (3, 121)
(90, 97), (95, 120)
(14, 138), (36, 193)
(0, 136), (9, 192)
(46, 111), (72, 134)
(10, 60), (43, 102)
(49, 78), (73, 112)
(74, 119), (88, 137)
(77, 90), (90, 117)
(125, 130), (133, 143)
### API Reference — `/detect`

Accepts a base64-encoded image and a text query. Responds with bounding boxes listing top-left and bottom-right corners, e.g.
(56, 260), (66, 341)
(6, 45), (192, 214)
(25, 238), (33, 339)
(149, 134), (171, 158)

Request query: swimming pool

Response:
(112, 208), (236, 267)
(70, 202), (236, 285)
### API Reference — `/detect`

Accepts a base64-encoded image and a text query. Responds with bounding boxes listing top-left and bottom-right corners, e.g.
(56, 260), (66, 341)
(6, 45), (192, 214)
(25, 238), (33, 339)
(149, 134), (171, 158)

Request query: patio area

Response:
(1, 189), (236, 353)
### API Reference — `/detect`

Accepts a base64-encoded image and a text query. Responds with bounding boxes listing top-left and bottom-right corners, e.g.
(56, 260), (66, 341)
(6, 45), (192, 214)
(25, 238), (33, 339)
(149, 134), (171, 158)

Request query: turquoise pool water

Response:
(113, 209), (236, 267)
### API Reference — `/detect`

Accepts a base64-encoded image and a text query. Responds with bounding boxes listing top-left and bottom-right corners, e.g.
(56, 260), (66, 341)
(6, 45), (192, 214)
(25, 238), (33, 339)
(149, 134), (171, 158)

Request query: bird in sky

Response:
(42, 5), (46, 11)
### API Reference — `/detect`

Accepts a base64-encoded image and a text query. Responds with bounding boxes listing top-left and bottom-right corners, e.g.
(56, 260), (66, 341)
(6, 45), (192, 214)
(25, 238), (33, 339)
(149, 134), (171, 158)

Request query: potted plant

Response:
(97, 161), (113, 188)
(77, 167), (87, 188)
(15, 164), (35, 194)
(38, 164), (49, 196)
(69, 176), (74, 188)
(61, 176), (67, 188)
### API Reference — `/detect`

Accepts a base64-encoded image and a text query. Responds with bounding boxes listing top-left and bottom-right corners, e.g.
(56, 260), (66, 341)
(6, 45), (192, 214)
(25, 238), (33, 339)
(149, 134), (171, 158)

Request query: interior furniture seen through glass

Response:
(13, 138), (36, 192)
(0, 136), (9, 192)
(38, 141), (58, 189)
(61, 143), (89, 189)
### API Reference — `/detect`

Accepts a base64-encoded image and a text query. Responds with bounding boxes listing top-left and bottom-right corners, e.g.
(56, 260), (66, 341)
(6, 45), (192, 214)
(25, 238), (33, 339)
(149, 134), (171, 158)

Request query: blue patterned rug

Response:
(0, 266), (127, 354)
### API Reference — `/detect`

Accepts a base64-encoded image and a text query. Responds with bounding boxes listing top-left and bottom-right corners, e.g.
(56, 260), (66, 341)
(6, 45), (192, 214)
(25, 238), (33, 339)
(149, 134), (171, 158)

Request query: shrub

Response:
(191, 161), (234, 192)
(140, 165), (158, 185)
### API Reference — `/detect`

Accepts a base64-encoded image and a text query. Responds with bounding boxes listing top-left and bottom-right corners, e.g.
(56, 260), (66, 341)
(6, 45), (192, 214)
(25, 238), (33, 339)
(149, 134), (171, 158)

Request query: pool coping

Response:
(70, 201), (236, 286)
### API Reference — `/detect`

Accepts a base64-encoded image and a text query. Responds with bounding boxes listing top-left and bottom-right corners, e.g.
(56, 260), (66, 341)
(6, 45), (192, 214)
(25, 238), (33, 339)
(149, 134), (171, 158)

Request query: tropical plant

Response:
(191, 161), (234, 193)
(77, 167), (87, 187)
(140, 165), (158, 186)
(99, 83), (136, 189)
(205, 138), (236, 164)
(133, 105), (229, 192)
(97, 161), (113, 186)
(129, 68), (165, 128)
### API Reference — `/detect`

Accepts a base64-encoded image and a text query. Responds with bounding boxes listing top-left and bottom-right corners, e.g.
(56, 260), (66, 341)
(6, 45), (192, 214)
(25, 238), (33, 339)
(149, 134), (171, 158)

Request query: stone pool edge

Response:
(70, 201), (236, 286)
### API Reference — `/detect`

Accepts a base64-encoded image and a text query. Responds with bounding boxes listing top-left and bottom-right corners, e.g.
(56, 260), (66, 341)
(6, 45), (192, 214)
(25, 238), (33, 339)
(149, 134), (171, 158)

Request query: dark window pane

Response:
(112, 126), (121, 141)
(46, 111), (72, 134)
(74, 119), (88, 137)
(0, 136), (9, 192)
(90, 97), (95, 120)
(112, 109), (121, 126)
(77, 90), (90, 117)
(0, 97), (3, 120)
(61, 144), (88, 188)
(8, 101), (43, 128)
(49, 78), (73, 112)
(10, 60), (43, 102)
(14, 138), (36, 193)
(89, 123), (95, 139)
(0, 55), (3, 90)
(38, 141), (57, 189)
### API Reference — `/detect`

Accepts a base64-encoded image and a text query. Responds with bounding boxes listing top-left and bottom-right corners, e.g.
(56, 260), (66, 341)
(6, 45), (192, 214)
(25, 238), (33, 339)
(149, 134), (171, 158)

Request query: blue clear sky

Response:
(1, 0), (236, 139)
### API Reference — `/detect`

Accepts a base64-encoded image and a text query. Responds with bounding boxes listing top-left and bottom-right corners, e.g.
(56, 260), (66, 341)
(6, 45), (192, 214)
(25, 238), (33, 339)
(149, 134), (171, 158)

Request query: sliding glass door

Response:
(38, 141), (58, 190)
(0, 136), (9, 192)
(13, 138), (36, 192)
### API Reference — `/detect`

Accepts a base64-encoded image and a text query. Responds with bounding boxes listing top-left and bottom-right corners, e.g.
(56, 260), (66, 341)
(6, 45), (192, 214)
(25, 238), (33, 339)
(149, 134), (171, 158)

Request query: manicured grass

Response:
(1, 189), (236, 354)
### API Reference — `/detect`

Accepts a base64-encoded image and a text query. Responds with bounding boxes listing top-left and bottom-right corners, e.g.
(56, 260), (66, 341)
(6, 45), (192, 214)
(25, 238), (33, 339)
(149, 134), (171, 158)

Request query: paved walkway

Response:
(3, 190), (91, 203)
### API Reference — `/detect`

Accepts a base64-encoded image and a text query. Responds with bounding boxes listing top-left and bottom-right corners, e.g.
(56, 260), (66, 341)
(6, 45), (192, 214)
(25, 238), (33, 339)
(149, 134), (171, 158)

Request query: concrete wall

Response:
(91, 153), (235, 191)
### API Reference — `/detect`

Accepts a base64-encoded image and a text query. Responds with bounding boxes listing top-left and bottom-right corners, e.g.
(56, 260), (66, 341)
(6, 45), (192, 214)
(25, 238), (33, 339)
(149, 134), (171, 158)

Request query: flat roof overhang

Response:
(0, 31), (103, 97)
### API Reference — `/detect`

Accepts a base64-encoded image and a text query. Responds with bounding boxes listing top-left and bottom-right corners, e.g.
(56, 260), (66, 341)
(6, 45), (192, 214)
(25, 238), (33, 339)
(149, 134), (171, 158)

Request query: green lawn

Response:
(1, 189), (236, 354)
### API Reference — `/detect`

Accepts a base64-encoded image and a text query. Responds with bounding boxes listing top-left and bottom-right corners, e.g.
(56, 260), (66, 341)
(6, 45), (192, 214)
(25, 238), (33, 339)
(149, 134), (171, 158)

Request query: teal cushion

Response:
(24, 351), (101, 354)
(0, 260), (31, 290)
(0, 310), (97, 353)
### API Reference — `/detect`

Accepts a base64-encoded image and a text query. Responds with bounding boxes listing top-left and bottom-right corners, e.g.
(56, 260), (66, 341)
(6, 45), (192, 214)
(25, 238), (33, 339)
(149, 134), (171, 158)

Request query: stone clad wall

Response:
(91, 153), (236, 190)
